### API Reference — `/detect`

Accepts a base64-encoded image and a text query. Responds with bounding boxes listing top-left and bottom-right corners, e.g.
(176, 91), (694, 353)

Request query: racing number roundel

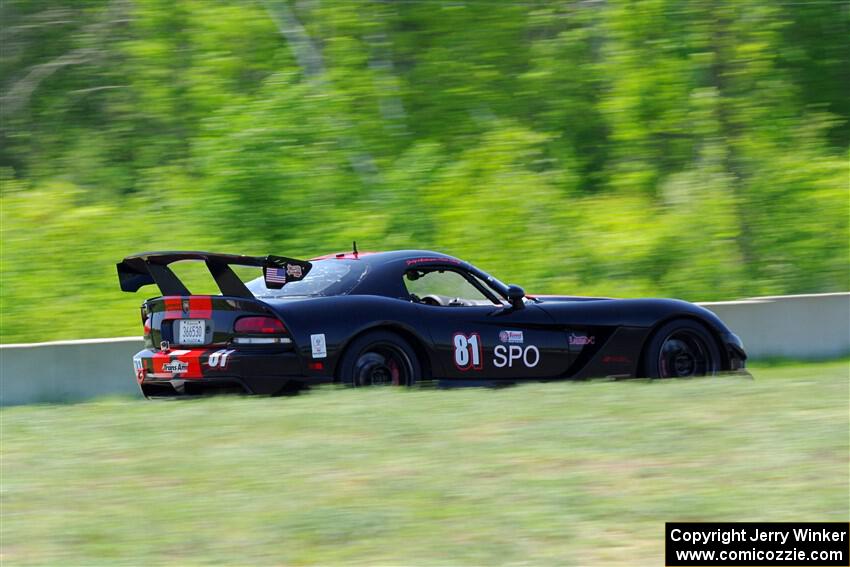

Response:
(453, 332), (483, 371)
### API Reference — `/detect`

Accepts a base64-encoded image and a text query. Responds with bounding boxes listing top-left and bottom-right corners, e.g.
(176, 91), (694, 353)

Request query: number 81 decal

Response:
(453, 332), (483, 371)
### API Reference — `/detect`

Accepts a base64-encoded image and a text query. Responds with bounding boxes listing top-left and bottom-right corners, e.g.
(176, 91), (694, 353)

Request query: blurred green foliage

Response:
(1, 0), (848, 342)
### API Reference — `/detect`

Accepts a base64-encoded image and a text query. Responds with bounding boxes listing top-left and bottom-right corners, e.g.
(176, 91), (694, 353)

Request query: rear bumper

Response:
(140, 375), (334, 397)
(133, 348), (333, 397)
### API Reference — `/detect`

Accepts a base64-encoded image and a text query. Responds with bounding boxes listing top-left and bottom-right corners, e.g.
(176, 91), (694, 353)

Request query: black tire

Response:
(642, 319), (722, 378)
(337, 330), (421, 387)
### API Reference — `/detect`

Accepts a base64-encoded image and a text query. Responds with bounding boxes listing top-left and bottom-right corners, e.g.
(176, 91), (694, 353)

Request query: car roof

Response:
(307, 250), (480, 298)
(310, 249), (465, 266)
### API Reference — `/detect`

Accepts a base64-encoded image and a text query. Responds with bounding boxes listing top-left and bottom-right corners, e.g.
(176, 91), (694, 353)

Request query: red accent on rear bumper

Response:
(151, 349), (172, 376)
(150, 348), (209, 379)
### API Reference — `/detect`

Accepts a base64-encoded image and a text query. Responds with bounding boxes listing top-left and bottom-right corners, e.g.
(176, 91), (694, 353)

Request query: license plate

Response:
(177, 319), (206, 345)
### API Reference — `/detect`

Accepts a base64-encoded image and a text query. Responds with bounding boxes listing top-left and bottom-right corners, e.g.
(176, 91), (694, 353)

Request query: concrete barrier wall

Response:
(1, 337), (145, 406)
(1, 293), (847, 406)
(698, 293), (850, 360)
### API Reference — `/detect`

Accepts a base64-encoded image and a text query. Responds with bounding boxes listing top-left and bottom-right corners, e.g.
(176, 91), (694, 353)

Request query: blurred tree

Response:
(0, 0), (847, 342)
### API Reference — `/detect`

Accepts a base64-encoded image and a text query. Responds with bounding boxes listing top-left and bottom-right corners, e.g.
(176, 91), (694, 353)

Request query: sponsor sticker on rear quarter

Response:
(311, 334), (327, 358)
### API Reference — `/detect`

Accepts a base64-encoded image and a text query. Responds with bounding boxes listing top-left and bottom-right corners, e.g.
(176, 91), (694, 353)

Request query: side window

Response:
(404, 269), (493, 306)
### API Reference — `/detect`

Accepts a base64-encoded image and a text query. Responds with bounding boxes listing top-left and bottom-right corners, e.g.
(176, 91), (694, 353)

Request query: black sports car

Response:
(117, 249), (747, 397)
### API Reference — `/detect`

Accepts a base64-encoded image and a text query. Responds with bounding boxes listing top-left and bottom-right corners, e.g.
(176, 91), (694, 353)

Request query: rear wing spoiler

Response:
(117, 251), (312, 299)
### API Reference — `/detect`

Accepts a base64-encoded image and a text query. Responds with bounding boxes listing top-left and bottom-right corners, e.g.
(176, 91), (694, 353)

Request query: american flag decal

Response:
(266, 267), (287, 284)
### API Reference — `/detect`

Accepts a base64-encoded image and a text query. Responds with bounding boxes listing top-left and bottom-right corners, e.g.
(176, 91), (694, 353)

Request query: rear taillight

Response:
(235, 316), (286, 334)
(233, 316), (290, 345)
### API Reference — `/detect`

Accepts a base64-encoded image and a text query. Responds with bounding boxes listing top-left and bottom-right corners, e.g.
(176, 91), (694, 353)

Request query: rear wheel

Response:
(338, 330), (421, 387)
(642, 319), (721, 378)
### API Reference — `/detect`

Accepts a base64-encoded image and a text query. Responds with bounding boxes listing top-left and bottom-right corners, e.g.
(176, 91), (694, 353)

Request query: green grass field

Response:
(2, 360), (848, 566)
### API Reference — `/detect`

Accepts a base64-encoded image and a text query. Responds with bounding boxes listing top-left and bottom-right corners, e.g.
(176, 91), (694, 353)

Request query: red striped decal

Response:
(190, 296), (213, 319)
(163, 296), (183, 319)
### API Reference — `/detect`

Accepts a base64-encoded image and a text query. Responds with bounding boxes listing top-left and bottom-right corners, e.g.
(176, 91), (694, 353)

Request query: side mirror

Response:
(506, 284), (525, 310)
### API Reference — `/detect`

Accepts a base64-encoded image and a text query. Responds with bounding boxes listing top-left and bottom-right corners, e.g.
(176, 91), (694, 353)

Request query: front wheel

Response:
(337, 330), (421, 387)
(642, 319), (721, 378)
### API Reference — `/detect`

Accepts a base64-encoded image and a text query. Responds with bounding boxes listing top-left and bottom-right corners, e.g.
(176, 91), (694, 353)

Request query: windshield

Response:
(246, 260), (366, 298)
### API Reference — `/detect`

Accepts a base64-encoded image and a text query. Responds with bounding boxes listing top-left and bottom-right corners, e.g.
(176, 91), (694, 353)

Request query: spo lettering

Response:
(494, 345), (540, 368)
